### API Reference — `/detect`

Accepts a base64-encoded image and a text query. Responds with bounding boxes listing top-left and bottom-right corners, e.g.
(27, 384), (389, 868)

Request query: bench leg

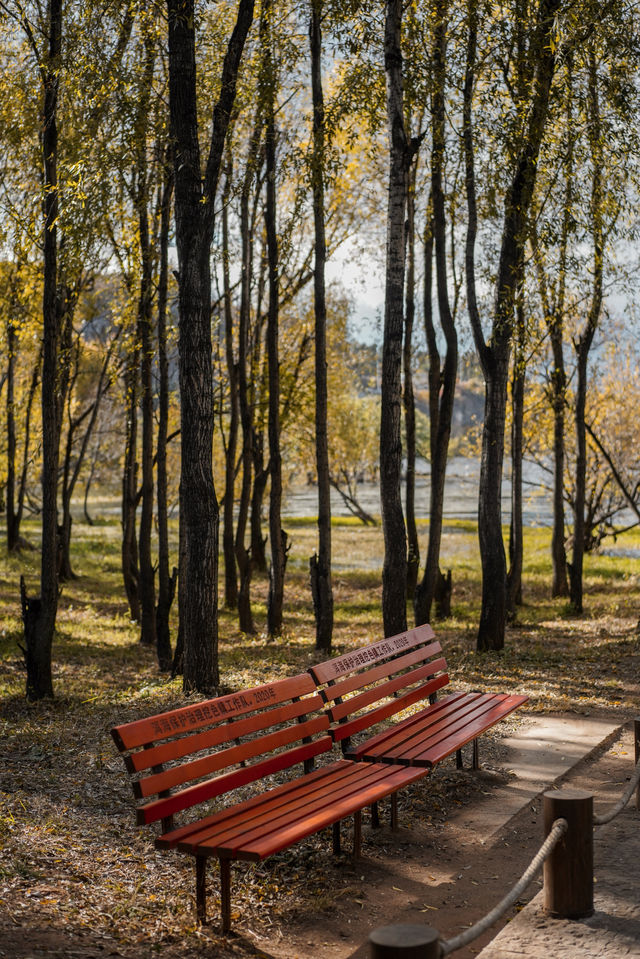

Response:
(220, 857), (232, 934)
(332, 821), (341, 855)
(456, 748), (463, 769)
(472, 738), (479, 771)
(371, 800), (380, 829)
(390, 793), (398, 831)
(195, 855), (207, 924)
(353, 810), (362, 859)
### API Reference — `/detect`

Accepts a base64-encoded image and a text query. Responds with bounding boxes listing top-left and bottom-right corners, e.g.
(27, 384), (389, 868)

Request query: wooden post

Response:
(390, 793), (398, 831)
(369, 924), (440, 959)
(635, 716), (640, 811)
(543, 789), (593, 919)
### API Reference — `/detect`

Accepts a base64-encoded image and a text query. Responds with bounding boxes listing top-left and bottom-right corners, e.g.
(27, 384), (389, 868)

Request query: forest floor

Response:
(1, 517), (639, 958)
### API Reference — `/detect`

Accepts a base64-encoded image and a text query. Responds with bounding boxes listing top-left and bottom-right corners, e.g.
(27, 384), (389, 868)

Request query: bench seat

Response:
(159, 758), (423, 860)
(345, 690), (528, 766)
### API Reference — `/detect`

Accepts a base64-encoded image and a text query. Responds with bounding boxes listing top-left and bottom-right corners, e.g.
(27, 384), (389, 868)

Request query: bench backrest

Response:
(111, 673), (332, 828)
(309, 624), (449, 748)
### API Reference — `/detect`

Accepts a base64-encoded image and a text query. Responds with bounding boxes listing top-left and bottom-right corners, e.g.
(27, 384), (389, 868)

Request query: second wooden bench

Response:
(310, 624), (528, 771)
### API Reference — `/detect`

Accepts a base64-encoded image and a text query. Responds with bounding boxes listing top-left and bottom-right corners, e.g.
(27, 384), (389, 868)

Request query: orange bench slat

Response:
(316, 641), (444, 703)
(329, 672), (450, 744)
(328, 657), (448, 723)
(112, 673), (317, 751)
(359, 693), (493, 763)
(310, 624), (437, 685)
(136, 736), (332, 825)
(211, 763), (427, 861)
(126, 696), (323, 774)
(345, 691), (471, 761)
(403, 694), (529, 766)
(135, 713), (329, 799)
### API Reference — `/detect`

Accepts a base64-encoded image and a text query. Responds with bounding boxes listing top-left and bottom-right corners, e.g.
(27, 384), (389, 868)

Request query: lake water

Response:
(284, 456), (554, 526)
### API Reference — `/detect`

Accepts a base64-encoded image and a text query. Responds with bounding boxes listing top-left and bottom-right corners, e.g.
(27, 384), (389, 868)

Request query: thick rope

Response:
(593, 755), (640, 826)
(439, 818), (568, 957)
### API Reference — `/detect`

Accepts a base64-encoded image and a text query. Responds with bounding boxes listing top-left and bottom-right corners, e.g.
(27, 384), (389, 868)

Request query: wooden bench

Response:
(111, 672), (424, 932)
(309, 624), (528, 770)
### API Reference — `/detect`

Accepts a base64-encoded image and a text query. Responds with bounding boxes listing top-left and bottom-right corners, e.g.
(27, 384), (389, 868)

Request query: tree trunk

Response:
(309, 0), (333, 651)
(121, 349), (140, 623)
(222, 164), (239, 612)
(550, 318), (569, 597)
(404, 153), (419, 602)
(9, 350), (40, 552)
(415, 1), (458, 627)
(24, 0), (63, 700)
(136, 120), (157, 648)
(465, 0), (561, 651)
(380, 0), (408, 638)
(155, 146), (175, 671)
(6, 317), (18, 552)
(507, 300), (525, 616)
(569, 48), (603, 614)
(167, 0), (254, 692)
(235, 129), (263, 635)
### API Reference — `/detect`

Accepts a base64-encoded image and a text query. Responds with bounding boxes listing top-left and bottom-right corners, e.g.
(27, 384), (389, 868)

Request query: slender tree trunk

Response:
(550, 319), (569, 596)
(155, 148), (175, 671)
(235, 119), (262, 635)
(380, 0), (408, 637)
(137, 211), (156, 640)
(309, 0), (333, 651)
(121, 349), (140, 623)
(263, 0), (287, 637)
(6, 318), (18, 552)
(415, 2), (458, 626)
(465, 0), (561, 651)
(569, 48), (603, 614)
(507, 299), (525, 615)
(167, 0), (254, 691)
(404, 154), (419, 602)
(23, 0), (63, 700)
(222, 165), (239, 611)
(11, 351), (40, 551)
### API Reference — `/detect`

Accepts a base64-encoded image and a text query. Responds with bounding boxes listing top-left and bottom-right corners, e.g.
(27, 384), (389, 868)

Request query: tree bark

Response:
(222, 163), (239, 612)
(507, 299), (525, 615)
(155, 146), (175, 671)
(309, 0), (333, 651)
(167, 0), (254, 691)
(136, 25), (158, 649)
(415, 1), (458, 626)
(121, 347), (140, 623)
(569, 48), (603, 614)
(263, 0), (287, 638)
(380, 0), (408, 638)
(404, 152), (419, 602)
(6, 316), (18, 552)
(465, 0), (561, 651)
(24, 0), (63, 700)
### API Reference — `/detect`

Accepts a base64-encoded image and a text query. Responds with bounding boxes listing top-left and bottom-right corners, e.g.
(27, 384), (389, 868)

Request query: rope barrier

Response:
(593, 755), (640, 825)
(439, 817), (568, 957)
